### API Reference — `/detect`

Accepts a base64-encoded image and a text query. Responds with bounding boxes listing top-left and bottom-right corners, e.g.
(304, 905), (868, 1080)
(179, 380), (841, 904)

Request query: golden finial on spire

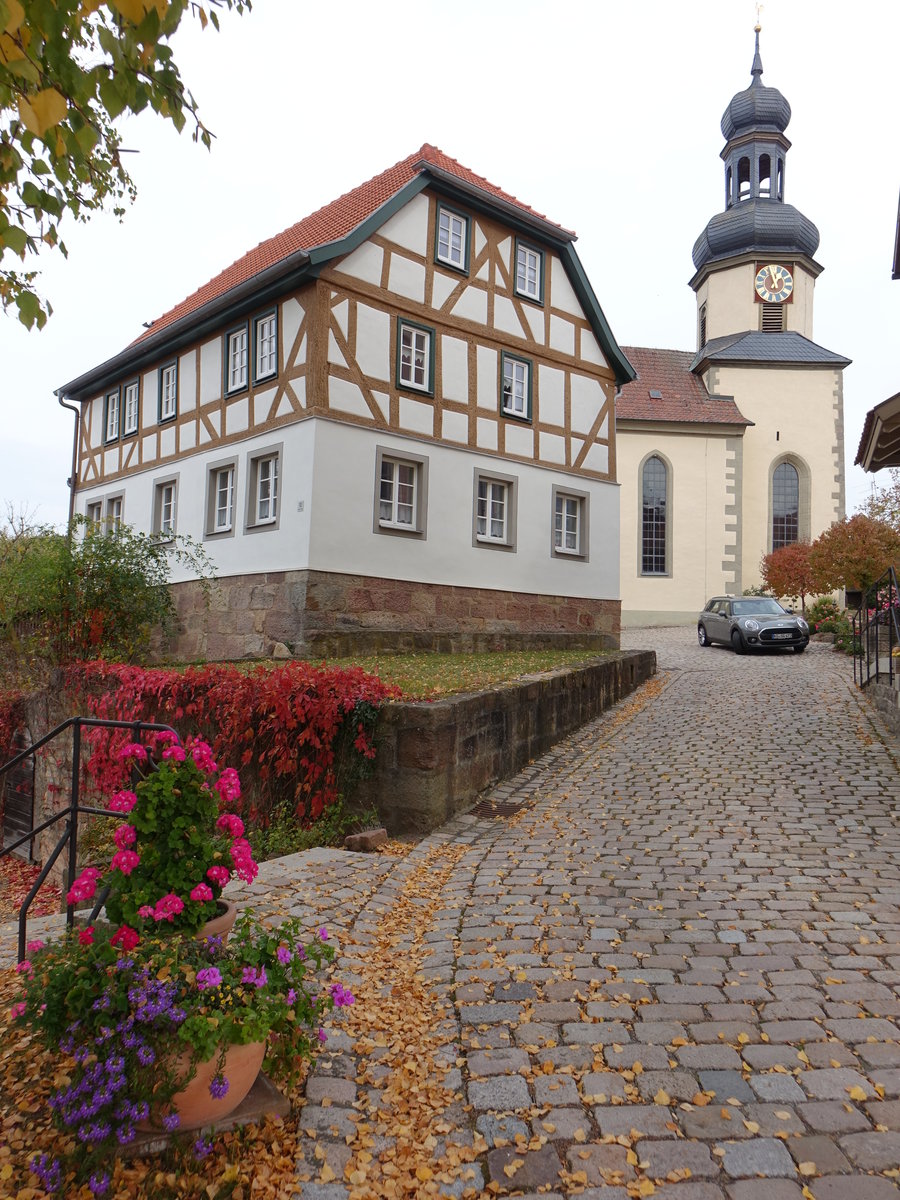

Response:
(755, 2), (763, 32)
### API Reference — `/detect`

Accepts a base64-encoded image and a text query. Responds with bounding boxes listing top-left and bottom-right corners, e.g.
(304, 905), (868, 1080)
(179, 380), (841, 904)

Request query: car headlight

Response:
(797, 619), (809, 632)
(742, 619), (760, 631)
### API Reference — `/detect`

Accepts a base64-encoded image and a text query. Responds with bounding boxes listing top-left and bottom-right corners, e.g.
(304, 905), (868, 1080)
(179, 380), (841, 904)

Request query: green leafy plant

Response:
(13, 910), (344, 1195)
(1, 0), (251, 328)
(0, 515), (214, 685)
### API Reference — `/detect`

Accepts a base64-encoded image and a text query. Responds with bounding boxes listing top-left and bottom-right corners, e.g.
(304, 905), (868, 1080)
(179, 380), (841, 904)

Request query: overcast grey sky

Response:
(2, 0), (897, 528)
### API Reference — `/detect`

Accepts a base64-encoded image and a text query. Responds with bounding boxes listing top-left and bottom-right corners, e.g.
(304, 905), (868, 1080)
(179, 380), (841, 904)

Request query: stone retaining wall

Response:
(864, 678), (900, 738)
(355, 650), (656, 833)
(167, 570), (620, 662)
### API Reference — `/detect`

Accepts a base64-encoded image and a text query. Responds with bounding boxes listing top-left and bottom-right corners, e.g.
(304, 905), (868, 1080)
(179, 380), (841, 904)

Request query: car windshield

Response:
(731, 598), (787, 616)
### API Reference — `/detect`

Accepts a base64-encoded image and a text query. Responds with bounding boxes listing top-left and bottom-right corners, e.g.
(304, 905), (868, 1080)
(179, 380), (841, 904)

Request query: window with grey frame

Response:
(641, 456), (667, 574)
(772, 462), (799, 550)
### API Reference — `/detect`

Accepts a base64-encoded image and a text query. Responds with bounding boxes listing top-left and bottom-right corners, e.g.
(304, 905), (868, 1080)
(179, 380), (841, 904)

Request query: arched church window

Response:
(641, 456), (667, 574)
(726, 166), (733, 208)
(776, 158), (784, 200)
(699, 304), (707, 348)
(772, 462), (799, 550)
(758, 153), (771, 198)
(738, 157), (751, 201)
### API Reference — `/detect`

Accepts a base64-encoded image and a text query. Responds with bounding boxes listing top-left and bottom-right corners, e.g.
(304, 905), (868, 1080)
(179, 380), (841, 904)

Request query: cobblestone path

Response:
(300, 633), (900, 1199)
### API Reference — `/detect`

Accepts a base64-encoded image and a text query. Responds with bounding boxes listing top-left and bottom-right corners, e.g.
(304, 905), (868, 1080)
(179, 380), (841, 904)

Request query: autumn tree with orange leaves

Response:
(808, 514), (900, 596)
(760, 540), (816, 615)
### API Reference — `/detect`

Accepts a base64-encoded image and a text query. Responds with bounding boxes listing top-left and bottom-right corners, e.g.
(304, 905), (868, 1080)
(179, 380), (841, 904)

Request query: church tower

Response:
(691, 27), (821, 344)
(689, 27), (848, 590)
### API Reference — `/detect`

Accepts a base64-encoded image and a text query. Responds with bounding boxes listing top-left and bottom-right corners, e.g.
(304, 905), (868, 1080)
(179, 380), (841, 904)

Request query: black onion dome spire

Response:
(721, 28), (792, 140)
(692, 28), (819, 274)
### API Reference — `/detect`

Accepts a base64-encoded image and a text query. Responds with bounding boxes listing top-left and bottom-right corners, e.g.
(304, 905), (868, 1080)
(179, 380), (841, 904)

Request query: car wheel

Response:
(697, 624), (711, 647)
(731, 630), (746, 655)
(794, 644), (806, 654)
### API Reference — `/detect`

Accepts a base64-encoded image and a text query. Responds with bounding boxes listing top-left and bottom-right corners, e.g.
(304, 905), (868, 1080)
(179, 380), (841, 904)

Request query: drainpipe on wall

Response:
(55, 389), (79, 531)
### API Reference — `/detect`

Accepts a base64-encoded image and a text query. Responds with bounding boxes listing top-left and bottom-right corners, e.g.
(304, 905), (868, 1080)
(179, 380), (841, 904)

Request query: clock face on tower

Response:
(755, 263), (794, 303)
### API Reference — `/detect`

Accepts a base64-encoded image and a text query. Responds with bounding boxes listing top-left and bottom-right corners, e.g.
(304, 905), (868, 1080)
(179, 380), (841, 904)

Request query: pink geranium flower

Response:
(152, 893), (184, 923)
(79, 926), (95, 946)
(215, 768), (241, 804)
(206, 865), (231, 887)
(216, 812), (244, 838)
(66, 867), (101, 905)
(110, 849), (140, 876)
(162, 744), (186, 762)
(113, 824), (137, 850)
(190, 741), (217, 774)
(117, 743), (148, 763)
(189, 882), (213, 902)
(107, 790), (137, 814)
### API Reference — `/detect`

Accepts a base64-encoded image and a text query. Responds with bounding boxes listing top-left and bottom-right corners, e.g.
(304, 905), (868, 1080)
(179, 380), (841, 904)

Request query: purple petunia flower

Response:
(276, 944), (292, 964)
(209, 1074), (229, 1100)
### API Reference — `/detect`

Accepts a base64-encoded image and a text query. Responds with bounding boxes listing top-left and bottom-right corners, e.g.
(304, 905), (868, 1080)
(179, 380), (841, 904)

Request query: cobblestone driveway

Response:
(301, 631), (900, 1199)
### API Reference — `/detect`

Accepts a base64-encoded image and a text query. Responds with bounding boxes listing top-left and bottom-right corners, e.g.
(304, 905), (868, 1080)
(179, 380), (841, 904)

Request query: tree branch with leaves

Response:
(0, 0), (249, 328)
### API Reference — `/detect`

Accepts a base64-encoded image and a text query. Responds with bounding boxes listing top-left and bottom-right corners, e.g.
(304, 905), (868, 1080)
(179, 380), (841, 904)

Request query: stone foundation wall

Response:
(863, 679), (900, 738)
(167, 570), (621, 661)
(354, 650), (656, 833)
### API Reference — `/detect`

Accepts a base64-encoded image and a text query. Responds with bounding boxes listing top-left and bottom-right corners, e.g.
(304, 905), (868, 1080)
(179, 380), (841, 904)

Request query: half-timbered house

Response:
(59, 147), (635, 659)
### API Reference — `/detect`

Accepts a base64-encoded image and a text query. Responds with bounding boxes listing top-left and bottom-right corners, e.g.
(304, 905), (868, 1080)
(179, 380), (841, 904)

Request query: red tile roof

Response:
(135, 145), (568, 344)
(617, 346), (751, 426)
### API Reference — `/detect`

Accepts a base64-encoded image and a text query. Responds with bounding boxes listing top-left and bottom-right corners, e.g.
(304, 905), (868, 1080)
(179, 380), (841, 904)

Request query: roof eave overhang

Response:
(59, 248), (314, 401)
(616, 417), (752, 436)
(855, 391), (900, 471)
(689, 249), (823, 292)
(691, 349), (851, 373)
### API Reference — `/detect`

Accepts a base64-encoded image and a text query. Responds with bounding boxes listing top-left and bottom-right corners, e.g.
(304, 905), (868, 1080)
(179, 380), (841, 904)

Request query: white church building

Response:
(617, 31), (849, 626)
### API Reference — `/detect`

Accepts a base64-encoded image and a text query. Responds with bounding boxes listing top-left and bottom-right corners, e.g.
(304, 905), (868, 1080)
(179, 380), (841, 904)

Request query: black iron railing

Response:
(0, 717), (178, 963)
(853, 567), (900, 689)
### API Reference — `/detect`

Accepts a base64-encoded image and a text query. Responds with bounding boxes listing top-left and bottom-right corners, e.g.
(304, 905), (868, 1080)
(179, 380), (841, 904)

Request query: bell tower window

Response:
(760, 303), (785, 332)
(758, 153), (771, 198)
(738, 157), (751, 201)
(776, 158), (784, 200)
(725, 166), (733, 209)
(699, 303), (708, 348)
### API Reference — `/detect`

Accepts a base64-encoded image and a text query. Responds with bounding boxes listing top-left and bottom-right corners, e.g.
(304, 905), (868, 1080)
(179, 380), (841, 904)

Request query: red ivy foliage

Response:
(63, 661), (398, 825)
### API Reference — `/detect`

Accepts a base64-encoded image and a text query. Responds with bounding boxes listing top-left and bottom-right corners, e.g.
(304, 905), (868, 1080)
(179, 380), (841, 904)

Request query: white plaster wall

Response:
(618, 428), (734, 620)
(333, 242), (383, 288)
(307, 419), (619, 600)
(377, 193), (429, 255)
(441, 336), (468, 403)
(355, 305), (391, 383)
(387, 255), (426, 304)
(550, 258), (581, 316)
(179, 351), (197, 413)
(200, 341), (220, 406)
(78, 421), (318, 583)
(703, 261), (816, 342)
(716, 363), (841, 589)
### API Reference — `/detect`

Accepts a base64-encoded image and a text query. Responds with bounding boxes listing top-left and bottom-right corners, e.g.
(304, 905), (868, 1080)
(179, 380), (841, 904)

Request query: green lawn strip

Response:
(311, 649), (608, 700)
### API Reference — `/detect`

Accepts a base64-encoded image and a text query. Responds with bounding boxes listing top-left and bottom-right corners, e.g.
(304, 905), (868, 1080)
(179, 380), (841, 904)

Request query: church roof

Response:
(691, 331), (851, 371)
(617, 347), (750, 426)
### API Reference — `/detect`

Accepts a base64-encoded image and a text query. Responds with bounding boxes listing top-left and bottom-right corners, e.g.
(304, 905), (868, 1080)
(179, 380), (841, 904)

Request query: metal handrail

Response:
(0, 717), (179, 962)
(853, 567), (899, 689)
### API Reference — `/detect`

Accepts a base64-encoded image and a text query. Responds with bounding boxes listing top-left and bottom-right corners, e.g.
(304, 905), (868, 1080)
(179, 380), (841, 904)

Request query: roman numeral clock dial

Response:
(755, 263), (794, 303)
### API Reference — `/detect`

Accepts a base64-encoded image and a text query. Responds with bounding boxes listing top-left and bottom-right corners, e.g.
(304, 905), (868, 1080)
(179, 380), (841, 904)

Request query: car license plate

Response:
(772, 632), (792, 640)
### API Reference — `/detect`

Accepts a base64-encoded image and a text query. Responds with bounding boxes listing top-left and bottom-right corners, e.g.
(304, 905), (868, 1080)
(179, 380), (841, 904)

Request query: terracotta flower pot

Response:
(197, 899), (238, 943)
(150, 1040), (266, 1132)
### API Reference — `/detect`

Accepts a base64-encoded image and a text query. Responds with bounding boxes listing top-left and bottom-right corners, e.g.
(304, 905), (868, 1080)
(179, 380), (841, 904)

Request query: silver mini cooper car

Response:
(698, 596), (810, 654)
